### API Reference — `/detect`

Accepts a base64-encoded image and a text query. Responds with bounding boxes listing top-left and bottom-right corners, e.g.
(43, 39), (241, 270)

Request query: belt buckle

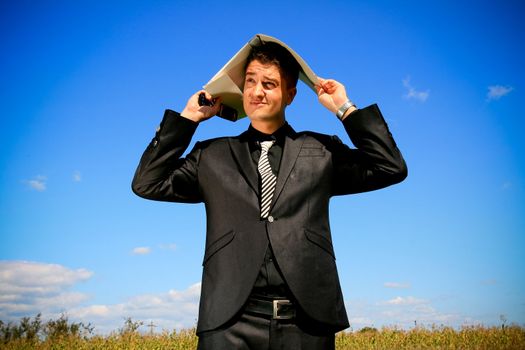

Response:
(272, 299), (295, 320)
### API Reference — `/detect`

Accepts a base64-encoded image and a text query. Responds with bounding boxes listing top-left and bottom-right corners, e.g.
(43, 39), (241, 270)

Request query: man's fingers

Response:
(212, 97), (222, 115)
(318, 80), (338, 94)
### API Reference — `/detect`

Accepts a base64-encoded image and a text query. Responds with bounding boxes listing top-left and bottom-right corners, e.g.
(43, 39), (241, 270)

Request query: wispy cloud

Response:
(501, 181), (512, 190)
(131, 244), (177, 255)
(383, 296), (426, 306)
(2, 261), (484, 334)
(346, 296), (469, 329)
(403, 77), (429, 102)
(26, 175), (47, 191)
(73, 171), (82, 182)
(0, 261), (92, 318)
(69, 283), (201, 334)
(132, 247), (151, 255)
(0, 260), (201, 334)
(384, 282), (411, 289)
(159, 243), (177, 251)
(487, 85), (513, 101)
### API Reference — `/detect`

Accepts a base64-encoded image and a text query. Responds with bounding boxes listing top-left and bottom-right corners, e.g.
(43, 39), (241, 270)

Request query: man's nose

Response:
(253, 82), (264, 97)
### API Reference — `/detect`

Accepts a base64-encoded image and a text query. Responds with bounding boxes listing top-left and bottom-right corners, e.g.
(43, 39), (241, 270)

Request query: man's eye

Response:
(264, 82), (276, 89)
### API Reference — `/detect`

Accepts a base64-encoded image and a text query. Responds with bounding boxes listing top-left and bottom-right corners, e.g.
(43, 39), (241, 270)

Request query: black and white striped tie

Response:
(258, 140), (277, 219)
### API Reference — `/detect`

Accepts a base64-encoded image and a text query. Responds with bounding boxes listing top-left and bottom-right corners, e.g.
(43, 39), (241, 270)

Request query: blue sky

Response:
(1, 0), (524, 333)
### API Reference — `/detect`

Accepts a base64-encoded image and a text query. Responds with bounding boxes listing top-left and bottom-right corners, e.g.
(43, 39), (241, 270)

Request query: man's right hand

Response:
(180, 90), (222, 123)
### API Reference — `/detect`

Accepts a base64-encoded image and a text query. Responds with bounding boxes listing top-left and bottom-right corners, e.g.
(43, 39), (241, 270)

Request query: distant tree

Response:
(0, 313), (43, 343)
(120, 317), (144, 335)
(44, 313), (94, 340)
(0, 313), (94, 343)
(359, 326), (378, 333)
(19, 313), (42, 341)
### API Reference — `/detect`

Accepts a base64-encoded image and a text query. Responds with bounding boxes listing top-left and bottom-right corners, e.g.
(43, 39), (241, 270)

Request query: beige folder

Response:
(203, 34), (319, 120)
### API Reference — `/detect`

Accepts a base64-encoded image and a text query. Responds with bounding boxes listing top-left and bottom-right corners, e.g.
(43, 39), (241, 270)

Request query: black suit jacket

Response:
(132, 104), (407, 333)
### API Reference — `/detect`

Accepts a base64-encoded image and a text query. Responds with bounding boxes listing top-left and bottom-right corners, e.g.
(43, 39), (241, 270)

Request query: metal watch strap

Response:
(336, 99), (356, 120)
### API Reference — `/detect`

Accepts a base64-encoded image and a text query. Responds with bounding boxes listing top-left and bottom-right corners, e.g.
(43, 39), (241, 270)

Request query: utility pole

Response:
(147, 321), (156, 335)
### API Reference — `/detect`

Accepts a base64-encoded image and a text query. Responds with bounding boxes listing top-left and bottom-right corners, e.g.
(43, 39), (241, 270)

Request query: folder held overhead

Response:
(203, 34), (319, 121)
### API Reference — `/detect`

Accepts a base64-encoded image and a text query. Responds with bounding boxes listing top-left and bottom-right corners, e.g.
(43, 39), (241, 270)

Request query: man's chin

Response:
(248, 111), (268, 120)
(246, 108), (285, 123)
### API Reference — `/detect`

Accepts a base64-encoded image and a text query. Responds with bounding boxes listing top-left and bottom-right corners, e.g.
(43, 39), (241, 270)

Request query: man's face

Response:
(243, 60), (296, 124)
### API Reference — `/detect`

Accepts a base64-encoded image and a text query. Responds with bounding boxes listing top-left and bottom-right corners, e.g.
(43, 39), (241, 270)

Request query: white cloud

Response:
(487, 85), (513, 101)
(501, 181), (512, 190)
(1, 261), (486, 334)
(132, 247), (151, 255)
(26, 175), (47, 191)
(384, 282), (411, 289)
(0, 261), (92, 294)
(0, 260), (202, 334)
(0, 261), (93, 319)
(345, 296), (468, 330)
(68, 283), (201, 334)
(131, 244), (178, 255)
(73, 171), (82, 182)
(348, 316), (374, 326)
(402, 77), (429, 102)
(159, 243), (177, 251)
(383, 296), (426, 306)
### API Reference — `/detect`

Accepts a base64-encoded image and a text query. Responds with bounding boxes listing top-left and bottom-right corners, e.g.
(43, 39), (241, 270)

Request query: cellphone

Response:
(198, 92), (215, 107)
(198, 93), (238, 122)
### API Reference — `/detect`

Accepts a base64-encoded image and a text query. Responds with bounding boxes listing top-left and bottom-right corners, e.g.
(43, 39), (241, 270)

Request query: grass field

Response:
(2, 323), (524, 349)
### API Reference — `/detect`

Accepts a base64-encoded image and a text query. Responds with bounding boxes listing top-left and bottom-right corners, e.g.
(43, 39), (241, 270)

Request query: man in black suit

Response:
(132, 41), (407, 349)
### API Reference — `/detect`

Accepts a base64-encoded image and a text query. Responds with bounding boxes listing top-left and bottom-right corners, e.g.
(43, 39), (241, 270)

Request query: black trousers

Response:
(197, 310), (335, 350)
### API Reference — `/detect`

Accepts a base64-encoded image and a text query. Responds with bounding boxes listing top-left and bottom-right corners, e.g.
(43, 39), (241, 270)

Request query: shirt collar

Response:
(246, 122), (292, 145)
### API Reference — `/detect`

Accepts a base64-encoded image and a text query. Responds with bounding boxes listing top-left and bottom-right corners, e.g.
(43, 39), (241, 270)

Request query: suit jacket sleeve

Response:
(330, 103), (407, 195)
(131, 109), (203, 203)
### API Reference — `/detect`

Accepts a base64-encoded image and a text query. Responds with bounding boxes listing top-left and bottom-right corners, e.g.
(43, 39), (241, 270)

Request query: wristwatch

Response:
(336, 100), (356, 120)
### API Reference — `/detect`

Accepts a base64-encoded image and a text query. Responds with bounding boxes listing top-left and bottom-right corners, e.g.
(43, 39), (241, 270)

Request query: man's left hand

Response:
(315, 78), (357, 120)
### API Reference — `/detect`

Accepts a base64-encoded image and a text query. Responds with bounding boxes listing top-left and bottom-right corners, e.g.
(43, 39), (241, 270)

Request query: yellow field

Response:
(1, 325), (524, 350)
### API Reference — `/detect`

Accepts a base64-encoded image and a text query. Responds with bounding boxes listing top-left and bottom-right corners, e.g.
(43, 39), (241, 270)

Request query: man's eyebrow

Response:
(245, 71), (279, 83)
(263, 76), (279, 84)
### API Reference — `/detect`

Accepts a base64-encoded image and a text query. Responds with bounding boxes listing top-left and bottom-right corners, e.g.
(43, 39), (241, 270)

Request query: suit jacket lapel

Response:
(228, 125), (305, 209)
(271, 130), (305, 209)
(228, 134), (259, 195)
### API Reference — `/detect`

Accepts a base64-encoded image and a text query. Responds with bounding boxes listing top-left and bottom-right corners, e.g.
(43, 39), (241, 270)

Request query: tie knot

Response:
(260, 140), (274, 152)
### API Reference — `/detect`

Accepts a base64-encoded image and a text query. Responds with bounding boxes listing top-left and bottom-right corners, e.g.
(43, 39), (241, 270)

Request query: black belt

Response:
(244, 297), (296, 320)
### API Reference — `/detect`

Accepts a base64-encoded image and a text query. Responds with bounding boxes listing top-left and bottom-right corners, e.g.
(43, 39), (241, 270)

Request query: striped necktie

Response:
(258, 140), (277, 219)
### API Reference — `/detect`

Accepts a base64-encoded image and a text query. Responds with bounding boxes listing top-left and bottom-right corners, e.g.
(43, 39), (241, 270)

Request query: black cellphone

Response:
(198, 92), (215, 107)
(198, 93), (238, 122)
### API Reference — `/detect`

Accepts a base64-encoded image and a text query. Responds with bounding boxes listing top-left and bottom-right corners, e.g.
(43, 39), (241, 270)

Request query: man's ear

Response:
(287, 87), (297, 105)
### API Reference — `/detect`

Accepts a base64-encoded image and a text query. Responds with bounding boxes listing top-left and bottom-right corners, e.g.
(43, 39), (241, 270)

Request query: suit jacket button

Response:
(268, 216), (274, 222)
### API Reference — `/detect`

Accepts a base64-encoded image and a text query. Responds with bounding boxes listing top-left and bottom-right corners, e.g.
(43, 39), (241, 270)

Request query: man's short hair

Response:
(245, 42), (300, 88)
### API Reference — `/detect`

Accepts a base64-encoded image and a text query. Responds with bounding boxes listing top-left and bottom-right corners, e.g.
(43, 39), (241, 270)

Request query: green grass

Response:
(336, 325), (525, 349)
(1, 325), (524, 349)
